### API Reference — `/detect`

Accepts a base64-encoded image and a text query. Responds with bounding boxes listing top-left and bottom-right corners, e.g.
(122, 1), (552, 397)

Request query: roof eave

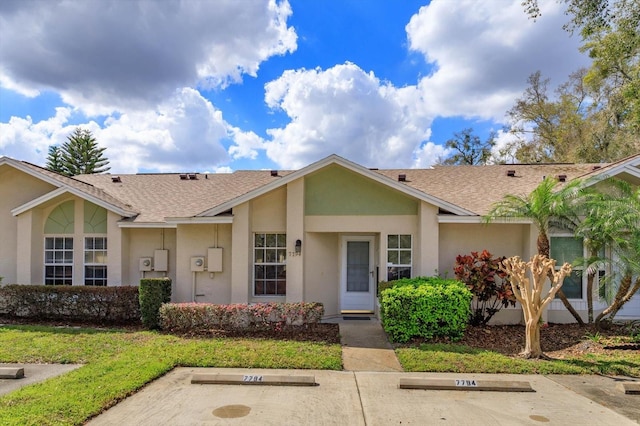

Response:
(197, 155), (475, 217)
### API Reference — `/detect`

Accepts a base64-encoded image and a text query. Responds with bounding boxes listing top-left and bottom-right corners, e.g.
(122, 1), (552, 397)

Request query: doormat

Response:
(342, 316), (371, 320)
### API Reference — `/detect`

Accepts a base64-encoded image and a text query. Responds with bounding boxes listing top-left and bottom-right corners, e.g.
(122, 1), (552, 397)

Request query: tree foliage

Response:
(484, 176), (585, 324)
(440, 128), (497, 165)
(454, 250), (515, 326)
(515, 0), (640, 163)
(46, 128), (110, 176)
(576, 178), (640, 327)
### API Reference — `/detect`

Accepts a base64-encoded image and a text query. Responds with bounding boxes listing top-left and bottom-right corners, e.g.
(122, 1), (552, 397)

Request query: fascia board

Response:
(164, 216), (234, 224)
(11, 187), (136, 217)
(198, 154), (475, 217)
(438, 215), (533, 224)
(117, 222), (178, 229)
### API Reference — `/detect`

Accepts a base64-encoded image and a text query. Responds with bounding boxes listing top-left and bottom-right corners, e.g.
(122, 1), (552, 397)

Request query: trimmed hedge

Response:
(379, 277), (471, 343)
(0, 284), (140, 324)
(159, 302), (324, 333)
(139, 278), (172, 329)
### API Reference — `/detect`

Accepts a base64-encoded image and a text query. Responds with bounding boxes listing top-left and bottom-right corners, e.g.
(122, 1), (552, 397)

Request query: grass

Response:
(0, 325), (342, 426)
(397, 343), (640, 376)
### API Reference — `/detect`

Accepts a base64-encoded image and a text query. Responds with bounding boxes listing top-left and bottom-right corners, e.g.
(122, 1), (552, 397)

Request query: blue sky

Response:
(0, 0), (589, 173)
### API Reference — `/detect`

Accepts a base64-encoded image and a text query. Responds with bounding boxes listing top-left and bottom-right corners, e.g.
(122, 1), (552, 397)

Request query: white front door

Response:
(340, 236), (375, 313)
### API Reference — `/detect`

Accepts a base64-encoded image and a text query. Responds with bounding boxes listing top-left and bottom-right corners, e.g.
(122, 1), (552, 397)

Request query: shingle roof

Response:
(74, 161), (604, 223)
(8, 159), (137, 215)
(75, 171), (292, 223)
(375, 163), (602, 215)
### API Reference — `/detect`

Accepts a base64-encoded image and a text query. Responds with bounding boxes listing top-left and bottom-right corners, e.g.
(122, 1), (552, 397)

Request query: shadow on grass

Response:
(417, 343), (488, 355)
(0, 324), (132, 335)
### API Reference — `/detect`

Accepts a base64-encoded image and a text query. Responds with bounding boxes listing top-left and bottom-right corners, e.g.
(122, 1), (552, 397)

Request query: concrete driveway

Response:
(87, 368), (639, 425)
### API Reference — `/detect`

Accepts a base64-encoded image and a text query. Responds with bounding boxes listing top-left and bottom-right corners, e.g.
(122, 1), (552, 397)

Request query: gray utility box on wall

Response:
(207, 248), (223, 272)
(154, 249), (169, 272)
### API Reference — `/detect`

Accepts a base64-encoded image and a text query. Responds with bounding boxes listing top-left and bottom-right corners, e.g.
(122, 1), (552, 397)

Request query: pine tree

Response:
(46, 128), (110, 176)
(45, 145), (65, 174)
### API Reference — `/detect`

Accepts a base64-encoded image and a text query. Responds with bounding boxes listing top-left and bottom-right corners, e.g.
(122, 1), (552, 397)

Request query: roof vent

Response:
(188, 173), (197, 180)
(179, 173), (188, 180)
(111, 176), (121, 183)
(270, 170), (278, 177)
(506, 170), (516, 177)
(592, 165), (601, 171)
(557, 174), (567, 182)
(398, 174), (407, 182)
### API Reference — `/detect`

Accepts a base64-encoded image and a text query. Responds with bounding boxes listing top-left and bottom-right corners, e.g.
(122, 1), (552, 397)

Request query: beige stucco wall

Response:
(0, 166), (55, 284)
(174, 224), (232, 303)
(123, 228), (177, 287)
(438, 223), (529, 277)
(304, 232), (340, 316)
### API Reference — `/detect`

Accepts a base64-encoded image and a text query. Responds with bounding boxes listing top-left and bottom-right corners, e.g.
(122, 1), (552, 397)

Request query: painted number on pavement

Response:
(242, 375), (264, 382)
(455, 379), (478, 387)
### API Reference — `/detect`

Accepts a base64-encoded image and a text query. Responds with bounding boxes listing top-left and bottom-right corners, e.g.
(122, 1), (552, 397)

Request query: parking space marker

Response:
(399, 377), (534, 392)
(191, 373), (318, 386)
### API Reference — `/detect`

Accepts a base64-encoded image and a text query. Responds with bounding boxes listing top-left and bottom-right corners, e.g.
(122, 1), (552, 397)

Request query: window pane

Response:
(255, 265), (264, 279)
(277, 249), (286, 263)
(85, 252), (94, 263)
(54, 238), (64, 249)
(561, 271), (582, 299)
(276, 280), (286, 295)
(396, 267), (411, 280)
(266, 249), (276, 263)
(399, 250), (411, 265)
(255, 280), (265, 295)
(276, 234), (286, 247)
(65, 238), (73, 249)
(95, 238), (106, 250)
(85, 238), (93, 249)
(550, 237), (583, 264)
(45, 252), (54, 263)
(255, 234), (265, 247)
(266, 281), (276, 294)
(255, 249), (264, 263)
(387, 251), (399, 265)
(400, 235), (411, 249)
(45, 238), (54, 249)
(95, 252), (107, 263)
(266, 234), (277, 247)
(265, 265), (276, 279)
(388, 235), (398, 249)
(276, 265), (286, 279)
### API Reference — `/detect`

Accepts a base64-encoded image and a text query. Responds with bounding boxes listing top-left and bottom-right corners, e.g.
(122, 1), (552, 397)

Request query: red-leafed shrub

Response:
(159, 302), (324, 334)
(454, 250), (516, 326)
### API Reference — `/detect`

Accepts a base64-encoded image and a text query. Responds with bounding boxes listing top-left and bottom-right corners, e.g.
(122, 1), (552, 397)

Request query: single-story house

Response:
(1, 153), (639, 323)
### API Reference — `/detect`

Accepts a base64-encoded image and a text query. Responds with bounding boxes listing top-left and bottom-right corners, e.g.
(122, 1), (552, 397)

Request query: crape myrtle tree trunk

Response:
(502, 255), (572, 359)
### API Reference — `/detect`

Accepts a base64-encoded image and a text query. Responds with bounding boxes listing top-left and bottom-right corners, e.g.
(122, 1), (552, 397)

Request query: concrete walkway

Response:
(337, 318), (403, 372)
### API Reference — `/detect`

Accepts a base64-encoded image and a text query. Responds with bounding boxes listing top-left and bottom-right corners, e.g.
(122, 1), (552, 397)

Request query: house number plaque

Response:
(242, 375), (264, 382)
(455, 379), (478, 387)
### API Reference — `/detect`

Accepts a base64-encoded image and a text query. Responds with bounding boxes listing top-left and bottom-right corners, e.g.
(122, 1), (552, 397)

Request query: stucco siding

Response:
(125, 228), (177, 287)
(251, 186), (286, 232)
(175, 224), (231, 304)
(439, 223), (528, 278)
(0, 166), (56, 284)
(304, 232), (340, 317)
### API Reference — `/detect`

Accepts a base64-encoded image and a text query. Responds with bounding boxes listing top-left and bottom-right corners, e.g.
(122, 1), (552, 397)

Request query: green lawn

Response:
(0, 325), (342, 426)
(397, 343), (640, 376)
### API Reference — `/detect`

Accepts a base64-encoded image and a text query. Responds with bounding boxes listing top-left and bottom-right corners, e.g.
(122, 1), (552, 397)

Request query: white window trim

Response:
(44, 236), (74, 285)
(84, 235), (108, 286)
(386, 234), (412, 281)
(252, 232), (287, 297)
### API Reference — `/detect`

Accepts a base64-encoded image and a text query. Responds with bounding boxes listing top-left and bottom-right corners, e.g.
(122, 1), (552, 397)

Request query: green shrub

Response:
(380, 277), (471, 343)
(0, 284), (140, 324)
(139, 278), (172, 329)
(159, 302), (324, 333)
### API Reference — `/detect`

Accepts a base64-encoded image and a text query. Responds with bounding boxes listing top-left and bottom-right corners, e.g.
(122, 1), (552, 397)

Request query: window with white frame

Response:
(254, 233), (286, 296)
(550, 236), (583, 299)
(84, 237), (107, 286)
(44, 237), (73, 285)
(387, 234), (412, 281)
